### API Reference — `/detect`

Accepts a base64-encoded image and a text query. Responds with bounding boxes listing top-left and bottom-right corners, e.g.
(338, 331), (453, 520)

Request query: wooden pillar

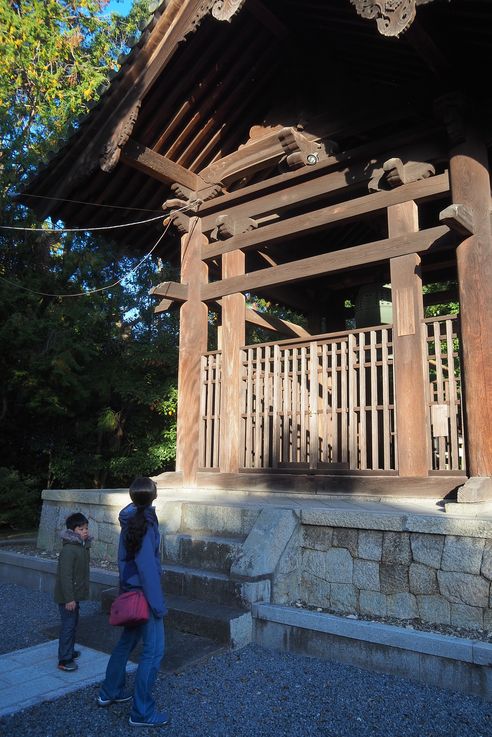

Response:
(219, 251), (245, 473)
(389, 201), (429, 476)
(448, 127), (492, 478)
(176, 217), (208, 485)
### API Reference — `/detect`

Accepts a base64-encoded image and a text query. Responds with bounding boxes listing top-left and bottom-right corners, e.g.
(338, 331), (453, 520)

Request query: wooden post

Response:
(219, 250), (245, 472)
(389, 201), (429, 476)
(176, 217), (208, 485)
(448, 126), (492, 480)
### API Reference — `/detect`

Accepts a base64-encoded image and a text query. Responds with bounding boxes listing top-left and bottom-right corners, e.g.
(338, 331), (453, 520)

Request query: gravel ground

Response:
(1, 584), (492, 737)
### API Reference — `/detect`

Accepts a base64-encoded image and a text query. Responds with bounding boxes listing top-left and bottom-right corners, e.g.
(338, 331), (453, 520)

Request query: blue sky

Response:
(107, 0), (133, 15)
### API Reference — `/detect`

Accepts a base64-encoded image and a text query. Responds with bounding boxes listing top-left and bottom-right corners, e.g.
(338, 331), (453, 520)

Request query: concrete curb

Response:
(0, 551), (117, 598)
(252, 603), (492, 699)
(252, 603), (492, 664)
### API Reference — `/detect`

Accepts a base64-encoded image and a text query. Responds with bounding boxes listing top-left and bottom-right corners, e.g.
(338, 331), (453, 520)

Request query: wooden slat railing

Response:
(199, 316), (465, 473)
(423, 315), (464, 472)
(239, 326), (396, 471)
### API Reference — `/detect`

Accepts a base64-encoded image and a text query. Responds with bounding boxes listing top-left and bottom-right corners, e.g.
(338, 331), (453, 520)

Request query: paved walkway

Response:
(0, 641), (137, 718)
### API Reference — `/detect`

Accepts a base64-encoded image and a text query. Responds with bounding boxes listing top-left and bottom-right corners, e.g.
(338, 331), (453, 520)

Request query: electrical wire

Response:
(13, 191), (165, 214)
(0, 211), (183, 299)
(0, 210), (182, 233)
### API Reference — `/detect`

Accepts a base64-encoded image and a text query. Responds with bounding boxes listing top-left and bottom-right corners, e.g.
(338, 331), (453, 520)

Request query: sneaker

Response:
(129, 712), (169, 727)
(58, 661), (78, 672)
(97, 692), (133, 707)
(72, 650), (81, 659)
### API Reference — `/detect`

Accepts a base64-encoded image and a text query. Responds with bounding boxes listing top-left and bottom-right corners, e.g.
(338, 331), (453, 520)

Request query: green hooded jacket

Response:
(54, 529), (91, 604)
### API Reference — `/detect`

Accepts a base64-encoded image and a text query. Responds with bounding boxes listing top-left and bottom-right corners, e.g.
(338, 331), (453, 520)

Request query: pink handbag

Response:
(109, 590), (149, 627)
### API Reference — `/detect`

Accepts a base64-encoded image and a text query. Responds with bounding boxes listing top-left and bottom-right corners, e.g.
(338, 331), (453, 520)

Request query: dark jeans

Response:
(58, 602), (79, 663)
(99, 613), (165, 721)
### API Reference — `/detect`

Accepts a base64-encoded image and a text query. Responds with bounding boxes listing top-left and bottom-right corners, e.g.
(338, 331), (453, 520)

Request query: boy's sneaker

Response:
(72, 650), (81, 659)
(129, 712), (169, 727)
(58, 660), (78, 672)
(97, 692), (133, 706)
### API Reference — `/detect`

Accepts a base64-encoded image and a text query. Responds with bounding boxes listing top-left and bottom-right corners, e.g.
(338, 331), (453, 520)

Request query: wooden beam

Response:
(389, 202), (429, 477)
(154, 298), (174, 313)
(197, 134), (446, 228)
(121, 138), (203, 192)
(219, 251), (245, 473)
(199, 127), (301, 186)
(439, 203), (474, 237)
(449, 125), (492, 478)
(175, 218), (208, 485)
(150, 280), (188, 302)
(202, 225), (455, 301)
(246, 308), (310, 338)
(202, 173), (450, 260)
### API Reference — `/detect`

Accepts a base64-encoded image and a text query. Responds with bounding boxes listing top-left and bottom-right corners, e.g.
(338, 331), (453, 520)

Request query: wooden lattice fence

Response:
(199, 317), (464, 474)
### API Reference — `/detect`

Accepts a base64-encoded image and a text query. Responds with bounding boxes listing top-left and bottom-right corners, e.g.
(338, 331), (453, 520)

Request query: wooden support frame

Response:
(121, 138), (205, 192)
(197, 136), (447, 234)
(201, 173), (450, 260)
(448, 124), (492, 478)
(389, 202), (429, 476)
(175, 217), (209, 485)
(201, 225), (455, 301)
(219, 251), (245, 473)
(245, 308), (310, 338)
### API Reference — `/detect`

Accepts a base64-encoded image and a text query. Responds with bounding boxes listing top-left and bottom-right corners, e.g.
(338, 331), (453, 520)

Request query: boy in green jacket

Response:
(54, 512), (91, 671)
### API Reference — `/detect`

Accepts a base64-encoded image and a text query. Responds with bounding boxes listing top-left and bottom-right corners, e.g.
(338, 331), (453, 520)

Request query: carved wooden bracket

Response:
(100, 101), (142, 173)
(277, 128), (338, 171)
(187, 0), (245, 36)
(211, 0), (246, 22)
(210, 213), (258, 241)
(369, 157), (435, 192)
(350, 0), (434, 37)
(171, 181), (223, 203)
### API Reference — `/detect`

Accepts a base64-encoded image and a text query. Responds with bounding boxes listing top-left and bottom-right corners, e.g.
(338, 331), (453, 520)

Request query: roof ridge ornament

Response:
(350, 0), (434, 37)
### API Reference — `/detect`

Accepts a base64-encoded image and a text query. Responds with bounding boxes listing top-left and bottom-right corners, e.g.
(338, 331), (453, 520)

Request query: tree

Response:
(0, 0), (179, 528)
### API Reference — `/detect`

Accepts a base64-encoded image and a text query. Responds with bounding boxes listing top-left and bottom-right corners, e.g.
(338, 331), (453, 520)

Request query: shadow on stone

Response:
(43, 612), (226, 673)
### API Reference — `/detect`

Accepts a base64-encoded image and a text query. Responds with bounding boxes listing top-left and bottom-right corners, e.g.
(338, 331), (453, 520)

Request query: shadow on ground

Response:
(43, 613), (225, 673)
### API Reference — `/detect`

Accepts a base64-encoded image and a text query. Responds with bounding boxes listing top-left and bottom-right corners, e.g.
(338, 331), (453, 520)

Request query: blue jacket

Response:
(118, 503), (167, 618)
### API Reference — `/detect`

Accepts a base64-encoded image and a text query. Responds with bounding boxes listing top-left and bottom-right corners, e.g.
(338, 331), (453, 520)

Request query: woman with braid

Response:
(98, 477), (168, 728)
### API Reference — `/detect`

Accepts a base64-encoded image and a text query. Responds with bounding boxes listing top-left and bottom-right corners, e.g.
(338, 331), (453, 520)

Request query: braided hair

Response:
(124, 476), (157, 559)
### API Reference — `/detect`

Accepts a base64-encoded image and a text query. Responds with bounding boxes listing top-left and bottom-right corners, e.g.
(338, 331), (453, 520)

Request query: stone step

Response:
(162, 533), (244, 574)
(166, 594), (252, 648)
(179, 502), (260, 537)
(163, 562), (270, 609)
(100, 587), (252, 648)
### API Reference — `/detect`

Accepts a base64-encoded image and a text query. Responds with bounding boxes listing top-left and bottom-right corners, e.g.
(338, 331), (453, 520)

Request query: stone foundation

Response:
(272, 508), (492, 631)
(37, 488), (492, 632)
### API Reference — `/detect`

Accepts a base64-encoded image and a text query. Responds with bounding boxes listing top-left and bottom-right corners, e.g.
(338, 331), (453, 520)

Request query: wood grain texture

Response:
(176, 217), (209, 484)
(389, 202), (429, 477)
(202, 225), (454, 300)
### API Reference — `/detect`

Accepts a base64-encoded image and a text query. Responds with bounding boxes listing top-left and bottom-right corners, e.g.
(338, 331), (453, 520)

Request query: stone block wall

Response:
(294, 523), (492, 630)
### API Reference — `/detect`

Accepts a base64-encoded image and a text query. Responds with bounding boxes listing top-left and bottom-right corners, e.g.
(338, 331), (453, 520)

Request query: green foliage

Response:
(0, 0), (151, 188)
(0, 1), (179, 528)
(0, 467), (40, 528)
(423, 281), (459, 318)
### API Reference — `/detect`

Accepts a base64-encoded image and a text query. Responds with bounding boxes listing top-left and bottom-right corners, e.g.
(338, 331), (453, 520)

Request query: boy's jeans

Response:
(58, 602), (80, 663)
(100, 612), (165, 721)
